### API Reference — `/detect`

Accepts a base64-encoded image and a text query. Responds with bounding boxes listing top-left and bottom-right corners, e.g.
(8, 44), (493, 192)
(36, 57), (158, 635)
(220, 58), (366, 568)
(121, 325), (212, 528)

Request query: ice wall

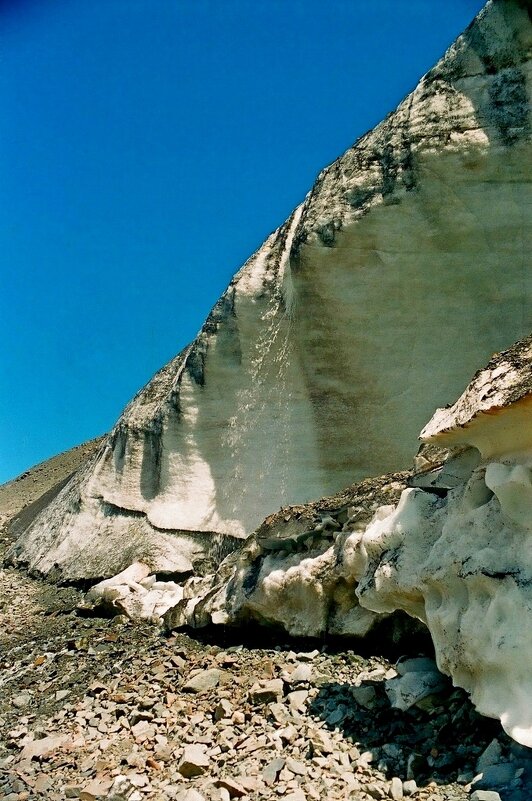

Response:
(8, 0), (532, 582)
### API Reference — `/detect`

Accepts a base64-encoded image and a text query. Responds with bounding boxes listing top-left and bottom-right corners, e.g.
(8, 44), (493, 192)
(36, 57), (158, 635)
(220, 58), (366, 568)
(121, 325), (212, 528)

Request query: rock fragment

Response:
(176, 791), (206, 801)
(402, 780), (417, 797)
(309, 729), (334, 756)
(19, 733), (69, 760)
(262, 757), (286, 785)
(249, 679), (284, 704)
(286, 663), (313, 685)
(214, 778), (247, 798)
(351, 684), (377, 709)
(214, 699), (233, 721)
(296, 650), (320, 662)
(178, 745), (209, 778)
(183, 669), (222, 694)
(389, 776), (403, 800)
(384, 669), (447, 711)
(477, 739), (503, 772)
(365, 783), (387, 800)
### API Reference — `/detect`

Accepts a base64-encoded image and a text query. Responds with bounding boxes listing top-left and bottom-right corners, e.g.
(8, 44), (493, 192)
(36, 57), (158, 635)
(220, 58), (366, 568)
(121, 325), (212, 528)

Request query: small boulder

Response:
(351, 684), (377, 709)
(286, 663), (313, 685)
(214, 699), (233, 721)
(249, 679), (284, 704)
(183, 669), (222, 694)
(385, 670), (447, 711)
(389, 776), (403, 800)
(477, 739), (503, 772)
(472, 763), (517, 790)
(262, 757), (285, 785)
(178, 745), (209, 778)
(309, 729), (334, 755)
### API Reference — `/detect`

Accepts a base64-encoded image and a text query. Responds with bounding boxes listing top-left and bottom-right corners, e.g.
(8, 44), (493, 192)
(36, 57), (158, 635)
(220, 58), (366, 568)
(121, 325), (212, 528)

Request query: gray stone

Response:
(382, 743), (403, 762)
(357, 750), (375, 768)
(65, 788), (83, 799)
(326, 706), (347, 726)
(19, 733), (69, 761)
(406, 753), (424, 780)
(176, 792), (206, 801)
(12, 693), (32, 709)
(395, 656), (438, 676)
(214, 778), (246, 798)
(309, 730), (334, 756)
(477, 739), (503, 771)
(214, 699), (233, 721)
(249, 679), (284, 704)
(385, 671), (447, 711)
(472, 763), (517, 790)
(287, 689), (308, 710)
(268, 702), (290, 724)
(283, 791), (306, 801)
(177, 745), (209, 778)
(402, 780), (417, 797)
(351, 684), (377, 709)
(389, 776), (403, 800)
(312, 673), (333, 688)
(287, 663), (313, 685)
(470, 792), (502, 801)
(365, 784), (387, 800)
(183, 668), (222, 694)
(277, 725), (298, 744)
(285, 757), (307, 776)
(262, 757), (285, 785)
(296, 650), (320, 662)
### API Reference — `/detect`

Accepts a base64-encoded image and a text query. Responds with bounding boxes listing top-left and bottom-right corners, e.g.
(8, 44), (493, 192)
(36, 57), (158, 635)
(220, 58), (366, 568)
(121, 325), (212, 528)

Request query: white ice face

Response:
(351, 454), (532, 747)
(7, 0), (532, 599)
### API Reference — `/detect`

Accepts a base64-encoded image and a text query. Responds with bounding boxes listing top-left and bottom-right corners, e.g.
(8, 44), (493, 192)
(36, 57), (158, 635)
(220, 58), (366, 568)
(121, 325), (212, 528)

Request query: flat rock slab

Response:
(183, 668), (223, 693)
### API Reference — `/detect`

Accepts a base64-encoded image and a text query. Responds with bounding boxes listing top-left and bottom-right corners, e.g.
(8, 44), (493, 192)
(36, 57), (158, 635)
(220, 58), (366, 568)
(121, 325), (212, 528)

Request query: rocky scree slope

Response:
(1, 527), (530, 801)
(0, 438), (103, 543)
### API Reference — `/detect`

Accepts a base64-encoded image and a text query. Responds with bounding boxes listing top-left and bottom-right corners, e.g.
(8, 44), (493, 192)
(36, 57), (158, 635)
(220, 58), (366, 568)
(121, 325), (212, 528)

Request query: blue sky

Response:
(0, 0), (485, 483)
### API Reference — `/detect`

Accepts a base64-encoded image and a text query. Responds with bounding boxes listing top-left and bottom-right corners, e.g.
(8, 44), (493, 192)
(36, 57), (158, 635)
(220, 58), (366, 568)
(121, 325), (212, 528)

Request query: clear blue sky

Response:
(0, 0), (485, 483)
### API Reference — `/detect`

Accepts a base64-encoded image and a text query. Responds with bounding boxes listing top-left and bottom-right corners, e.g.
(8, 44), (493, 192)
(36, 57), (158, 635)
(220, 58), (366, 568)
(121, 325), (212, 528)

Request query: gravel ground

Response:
(2, 520), (530, 801)
(1, 450), (531, 801)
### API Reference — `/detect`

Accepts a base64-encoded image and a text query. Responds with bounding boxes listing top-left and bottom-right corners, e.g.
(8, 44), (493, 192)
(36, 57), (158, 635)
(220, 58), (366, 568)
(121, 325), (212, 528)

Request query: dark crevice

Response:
(177, 610), (432, 661)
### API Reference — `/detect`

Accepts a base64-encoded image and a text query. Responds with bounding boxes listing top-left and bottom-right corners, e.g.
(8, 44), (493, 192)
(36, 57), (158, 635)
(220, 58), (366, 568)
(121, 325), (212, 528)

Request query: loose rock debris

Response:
(1, 531), (532, 801)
